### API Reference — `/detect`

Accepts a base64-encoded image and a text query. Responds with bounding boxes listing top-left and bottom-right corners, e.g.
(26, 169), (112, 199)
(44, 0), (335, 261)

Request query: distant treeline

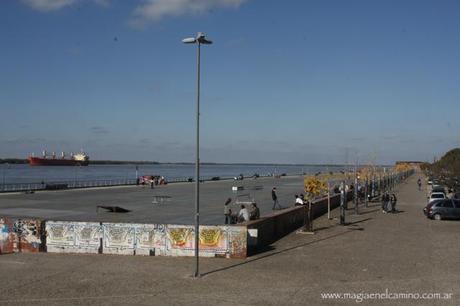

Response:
(0, 158), (27, 164)
(0, 158), (357, 166)
(91, 160), (159, 165)
(0, 158), (159, 165)
(421, 148), (460, 178)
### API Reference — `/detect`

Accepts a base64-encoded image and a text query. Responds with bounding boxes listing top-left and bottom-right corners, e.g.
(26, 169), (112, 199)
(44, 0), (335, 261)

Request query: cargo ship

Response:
(28, 151), (89, 166)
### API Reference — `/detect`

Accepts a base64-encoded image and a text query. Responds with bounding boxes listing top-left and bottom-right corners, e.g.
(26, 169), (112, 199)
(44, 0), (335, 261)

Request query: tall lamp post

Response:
(182, 32), (212, 278)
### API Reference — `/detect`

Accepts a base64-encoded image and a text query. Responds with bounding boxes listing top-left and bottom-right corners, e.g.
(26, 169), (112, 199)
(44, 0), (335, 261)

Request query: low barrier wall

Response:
(246, 192), (352, 254)
(44, 221), (247, 258)
(0, 193), (348, 257)
(1, 172), (413, 258)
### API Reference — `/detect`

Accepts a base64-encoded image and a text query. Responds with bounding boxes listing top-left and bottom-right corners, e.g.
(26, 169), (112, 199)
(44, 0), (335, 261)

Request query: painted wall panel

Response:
(134, 224), (166, 256)
(46, 221), (101, 254)
(102, 223), (136, 255)
(0, 218), (14, 254)
(13, 219), (42, 253)
(2, 217), (248, 258)
(0, 218), (42, 253)
(227, 226), (247, 258)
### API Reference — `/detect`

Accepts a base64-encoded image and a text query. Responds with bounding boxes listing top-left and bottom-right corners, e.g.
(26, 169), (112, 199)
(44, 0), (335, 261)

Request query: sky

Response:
(1, 0), (459, 164)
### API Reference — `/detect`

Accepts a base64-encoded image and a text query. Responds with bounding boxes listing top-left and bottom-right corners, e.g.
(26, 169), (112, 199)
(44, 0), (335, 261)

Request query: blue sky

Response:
(1, 0), (459, 164)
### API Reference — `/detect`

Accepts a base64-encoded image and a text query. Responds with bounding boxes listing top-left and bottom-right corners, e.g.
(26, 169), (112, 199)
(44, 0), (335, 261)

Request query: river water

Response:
(1, 164), (347, 185)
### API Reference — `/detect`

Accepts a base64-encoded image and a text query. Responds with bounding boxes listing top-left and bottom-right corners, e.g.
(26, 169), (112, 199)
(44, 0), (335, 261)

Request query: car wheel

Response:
(433, 214), (442, 221)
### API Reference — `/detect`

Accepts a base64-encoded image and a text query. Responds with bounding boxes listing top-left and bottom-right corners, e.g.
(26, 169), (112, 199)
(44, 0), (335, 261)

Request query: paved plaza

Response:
(0, 176), (305, 224)
(1, 174), (459, 305)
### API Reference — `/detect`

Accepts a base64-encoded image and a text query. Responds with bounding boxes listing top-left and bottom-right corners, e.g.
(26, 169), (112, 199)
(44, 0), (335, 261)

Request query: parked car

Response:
(423, 199), (443, 216)
(431, 185), (446, 195)
(428, 192), (446, 203)
(425, 199), (460, 220)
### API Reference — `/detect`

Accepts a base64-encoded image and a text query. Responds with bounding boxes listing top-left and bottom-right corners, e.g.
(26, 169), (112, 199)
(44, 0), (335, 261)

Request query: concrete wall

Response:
(246, 206), (305, 253)
(246, 192), (352, 254)
(1, 192), (352, 258)
(42, 221), (247, 258)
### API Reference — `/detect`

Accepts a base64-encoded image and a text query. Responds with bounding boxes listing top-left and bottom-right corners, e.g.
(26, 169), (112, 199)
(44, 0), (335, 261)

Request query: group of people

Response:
(224, 198), (260, 224)
(294, 194), (309, 206)
(138, 175), (167, 189)
(381, 192), (397, 213)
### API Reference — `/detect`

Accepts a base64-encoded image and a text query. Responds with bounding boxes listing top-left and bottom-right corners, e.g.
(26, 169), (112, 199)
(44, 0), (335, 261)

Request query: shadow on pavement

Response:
(343, 217), (372, 226)
(358, 208), (381, 215)
(201, 229), (356, 277)
(314, 225), (336, 232)
(388, 210), (405, 214)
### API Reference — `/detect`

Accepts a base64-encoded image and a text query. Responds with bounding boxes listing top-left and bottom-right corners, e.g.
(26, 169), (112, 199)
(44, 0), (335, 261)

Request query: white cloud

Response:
(130, 0), (247, 27)
(22, 0), (76, 11)
(22, 0), (109, 12)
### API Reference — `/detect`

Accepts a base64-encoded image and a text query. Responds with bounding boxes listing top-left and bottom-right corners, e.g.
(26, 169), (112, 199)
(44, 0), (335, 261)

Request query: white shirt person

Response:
(238, 205), (250, 222)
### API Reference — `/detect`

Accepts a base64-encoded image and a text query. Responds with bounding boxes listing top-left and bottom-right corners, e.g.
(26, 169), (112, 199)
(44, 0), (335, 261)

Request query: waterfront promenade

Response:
(0, 176), (307, 224)
(0, 174), (459, 305)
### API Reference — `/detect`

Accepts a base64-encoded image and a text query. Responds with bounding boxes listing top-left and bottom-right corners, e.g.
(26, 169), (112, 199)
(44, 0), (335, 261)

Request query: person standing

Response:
(272, 187), (281, 210)
(238, 205), (250, 223)
(390, 194), (397, 213)
(224, 198), (232, 224)
(382, 192), (390, 213)
(250, 203), (260, 220)
(417, 178), (422, 191)
(295, 194), (304, 206)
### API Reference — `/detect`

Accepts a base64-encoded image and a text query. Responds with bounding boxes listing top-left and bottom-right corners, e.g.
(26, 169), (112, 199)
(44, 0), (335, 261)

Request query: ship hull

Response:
(28, 157), (89, 166)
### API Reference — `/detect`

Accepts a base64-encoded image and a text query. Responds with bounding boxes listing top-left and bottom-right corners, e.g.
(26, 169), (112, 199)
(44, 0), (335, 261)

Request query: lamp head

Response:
(182, 32), (212, 44)
(182, 37), (196, 44)
(196, 32), (212, 44)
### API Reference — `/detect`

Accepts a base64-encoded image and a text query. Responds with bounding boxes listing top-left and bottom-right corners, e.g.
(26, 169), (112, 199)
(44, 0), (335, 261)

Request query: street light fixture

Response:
(182, 32), (212, 278)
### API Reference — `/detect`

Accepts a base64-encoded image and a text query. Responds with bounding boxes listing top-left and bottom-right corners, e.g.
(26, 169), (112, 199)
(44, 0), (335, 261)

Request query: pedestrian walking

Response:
(390, 194), (397, 213)
(417, 178), (422, 191)
(272, 187), (282, 210)
(224, 198), (232, 224)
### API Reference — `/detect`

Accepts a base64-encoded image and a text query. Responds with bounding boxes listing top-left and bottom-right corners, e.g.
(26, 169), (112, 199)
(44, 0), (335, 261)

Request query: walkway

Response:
(0, 174), (459, 305)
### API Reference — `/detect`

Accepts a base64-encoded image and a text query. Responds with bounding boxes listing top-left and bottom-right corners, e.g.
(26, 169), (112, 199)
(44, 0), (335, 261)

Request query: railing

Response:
(0, 178), (138, 193)
(0, 172), (314, 194)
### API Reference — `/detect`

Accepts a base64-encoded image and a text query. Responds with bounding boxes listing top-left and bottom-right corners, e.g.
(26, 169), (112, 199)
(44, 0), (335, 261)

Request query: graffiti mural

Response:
(167, 225), (193, 248)
(102, 223), (137, 255)
(0, 218), (43, 254)
(165, 225), (194, 256)
(134, 224), (167, 256)
(227, 226), (247, 258)
(0, 218), (14, 254)
(199, 226), (227, 256)
(2, 217), (248, 258)
(46, 221), (101, 254)
(163, 225), (232, 257)
(12, 219), (42, 253)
